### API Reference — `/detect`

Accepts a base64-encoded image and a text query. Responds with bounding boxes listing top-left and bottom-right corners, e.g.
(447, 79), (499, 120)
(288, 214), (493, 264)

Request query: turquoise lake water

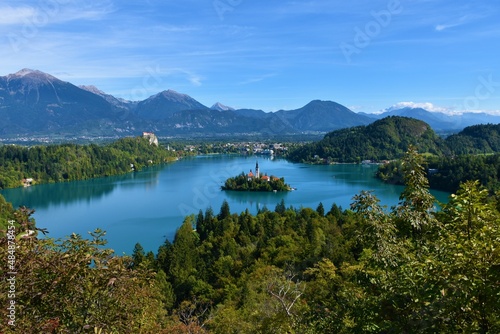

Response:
(0, 155), (450, 255)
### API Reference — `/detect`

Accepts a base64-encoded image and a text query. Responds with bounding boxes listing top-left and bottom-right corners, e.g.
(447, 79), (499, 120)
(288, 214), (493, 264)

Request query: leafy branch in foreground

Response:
(0, 208), (167, 333)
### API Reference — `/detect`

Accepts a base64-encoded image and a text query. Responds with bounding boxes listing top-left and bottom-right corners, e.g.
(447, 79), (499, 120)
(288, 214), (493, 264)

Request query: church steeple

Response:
(255, 161), (260, 178)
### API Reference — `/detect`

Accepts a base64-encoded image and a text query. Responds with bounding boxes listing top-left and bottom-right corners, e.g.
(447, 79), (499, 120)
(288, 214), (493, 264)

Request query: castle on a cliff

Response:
(142, 132), (159, 146)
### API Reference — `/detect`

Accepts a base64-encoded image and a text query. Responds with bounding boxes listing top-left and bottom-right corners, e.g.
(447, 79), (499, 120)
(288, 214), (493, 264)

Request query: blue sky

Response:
(1, 0), (499, 114)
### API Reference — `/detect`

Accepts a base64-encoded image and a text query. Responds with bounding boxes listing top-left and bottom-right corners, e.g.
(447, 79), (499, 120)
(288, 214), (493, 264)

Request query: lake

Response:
(0, 155), (450, 255)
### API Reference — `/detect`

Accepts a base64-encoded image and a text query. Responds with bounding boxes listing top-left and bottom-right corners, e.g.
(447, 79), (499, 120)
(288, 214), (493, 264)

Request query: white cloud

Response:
(435, 23), (460, 31)
(0, 6), (36, 25)
(186, 73), (203, 87)
(457, 108), (500, 116)
(238, 73), (277, 85)
(385, 102), (450, 113)
(380, 102), (500, 116)
(0, 2), (114, 27)
(435, 14), (485, 32)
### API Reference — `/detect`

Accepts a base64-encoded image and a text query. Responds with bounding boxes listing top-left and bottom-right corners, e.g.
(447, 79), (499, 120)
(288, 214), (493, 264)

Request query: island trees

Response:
(222, 172), (291, 192)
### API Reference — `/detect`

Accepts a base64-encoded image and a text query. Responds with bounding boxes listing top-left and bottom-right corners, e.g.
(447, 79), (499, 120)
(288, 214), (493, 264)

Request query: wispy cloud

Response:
(0, 6), (36, 25)
(165, 69), (203, 87)
(0, 1), (114, 27)
(435, 23), (460, 31)
(62, 6), (115, 22)
(435, 14), (485, 32)
(238, 73), (277, 85)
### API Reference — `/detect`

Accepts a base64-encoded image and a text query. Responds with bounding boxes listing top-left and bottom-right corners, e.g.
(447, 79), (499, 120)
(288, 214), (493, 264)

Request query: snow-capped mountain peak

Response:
(211, 102), (235, 111)
(7, 68), (59, 82)
(13, 68), (41, 77)
(80, 85), (106, 95)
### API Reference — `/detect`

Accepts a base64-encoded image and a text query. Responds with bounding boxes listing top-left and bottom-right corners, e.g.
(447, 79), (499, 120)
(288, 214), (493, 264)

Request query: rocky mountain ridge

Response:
(1, 69), (498, 139)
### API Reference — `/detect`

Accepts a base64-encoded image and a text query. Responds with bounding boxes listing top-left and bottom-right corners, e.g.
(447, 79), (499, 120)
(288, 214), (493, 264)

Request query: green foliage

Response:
(0, 220), (167, 333)
(0, 136), (176, 189)
(315, 202), (325, 216)
(377, 153), (500, 194)
(0, 194), (14, 234)
(1, 146), (499, 332)
(288, 116), (446, 163)
(395, 146), (438, 241)
(222, 172), (291, 192)
(132, 242), (146, 267)
(434, 181), (500, 332)
(446, 123), (500, 155)
(351, 190), (397, 267)
(158, 146), (499, 332)
(288, 118), (500, 167)
(427, 154), (500, 193)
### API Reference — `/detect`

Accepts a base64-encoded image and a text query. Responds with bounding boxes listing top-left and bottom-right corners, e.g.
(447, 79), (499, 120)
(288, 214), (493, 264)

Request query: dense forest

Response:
(287, 117), (500, 164)
(445, 124), (500, 155)
(0, 136), (177, 189)
(287, 117), (447, 163)
(1, 148), (499, 333)
(377, 153), (500, 194)
(222, 173), (291, 192)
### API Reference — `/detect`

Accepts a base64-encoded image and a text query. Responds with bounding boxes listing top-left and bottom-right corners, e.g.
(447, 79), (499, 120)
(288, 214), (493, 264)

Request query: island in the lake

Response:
(222, 161), (293, 192)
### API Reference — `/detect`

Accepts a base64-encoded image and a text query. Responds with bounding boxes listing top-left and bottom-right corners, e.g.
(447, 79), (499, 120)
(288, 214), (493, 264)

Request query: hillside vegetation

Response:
(289, 118), (500, 164)
(288, 116), (447, 163)
(378, 152), (500, 194)
(373, 123), (500, 193)
(0, 136), (176, 189)
(445, 123), (500, 155)
(1, 148), (499, 333)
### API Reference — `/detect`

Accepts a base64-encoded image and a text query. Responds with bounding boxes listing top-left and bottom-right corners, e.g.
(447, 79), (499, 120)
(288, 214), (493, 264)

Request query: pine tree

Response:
(218, 200), (231, 220)
(132, 242), (145, 267)
(316, 202), (325, 216)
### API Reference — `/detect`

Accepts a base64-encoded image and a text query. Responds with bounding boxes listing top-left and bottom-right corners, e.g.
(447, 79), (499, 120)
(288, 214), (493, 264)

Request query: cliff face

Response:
(142, 132), (159, 146)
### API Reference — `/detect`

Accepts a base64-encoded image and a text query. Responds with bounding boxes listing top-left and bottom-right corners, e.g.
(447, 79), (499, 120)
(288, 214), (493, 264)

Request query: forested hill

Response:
(288, 116), (447, 163)
(0, 136), (176, 189)
(377, 123), (500, 193)
(444, 123), (500, 155)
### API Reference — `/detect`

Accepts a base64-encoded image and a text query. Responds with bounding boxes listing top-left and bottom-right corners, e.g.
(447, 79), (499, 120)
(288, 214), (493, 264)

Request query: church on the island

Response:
(247, 161), (260, 181)
(247, 161), (276, 182)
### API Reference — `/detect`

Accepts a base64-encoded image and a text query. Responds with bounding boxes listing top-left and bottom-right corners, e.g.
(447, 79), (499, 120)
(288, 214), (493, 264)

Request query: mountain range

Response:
(1, 69), (499, 139)
(361, 107), (500, 133)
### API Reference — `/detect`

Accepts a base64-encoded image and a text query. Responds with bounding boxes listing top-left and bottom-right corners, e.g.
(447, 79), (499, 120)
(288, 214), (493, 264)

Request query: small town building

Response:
(23, 178), (33, 187)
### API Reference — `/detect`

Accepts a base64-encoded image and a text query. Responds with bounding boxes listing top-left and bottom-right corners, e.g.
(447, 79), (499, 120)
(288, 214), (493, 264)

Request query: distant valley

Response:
(1, 69), (499, 140)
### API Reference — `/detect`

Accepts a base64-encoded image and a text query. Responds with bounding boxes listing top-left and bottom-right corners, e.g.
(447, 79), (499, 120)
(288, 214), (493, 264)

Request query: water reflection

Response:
(223, 189), (290, 211)
(0, 164), (164, 209)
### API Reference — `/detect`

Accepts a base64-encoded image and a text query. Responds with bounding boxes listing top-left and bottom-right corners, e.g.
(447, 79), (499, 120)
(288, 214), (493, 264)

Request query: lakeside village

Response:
(222, 161), (294, 192)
